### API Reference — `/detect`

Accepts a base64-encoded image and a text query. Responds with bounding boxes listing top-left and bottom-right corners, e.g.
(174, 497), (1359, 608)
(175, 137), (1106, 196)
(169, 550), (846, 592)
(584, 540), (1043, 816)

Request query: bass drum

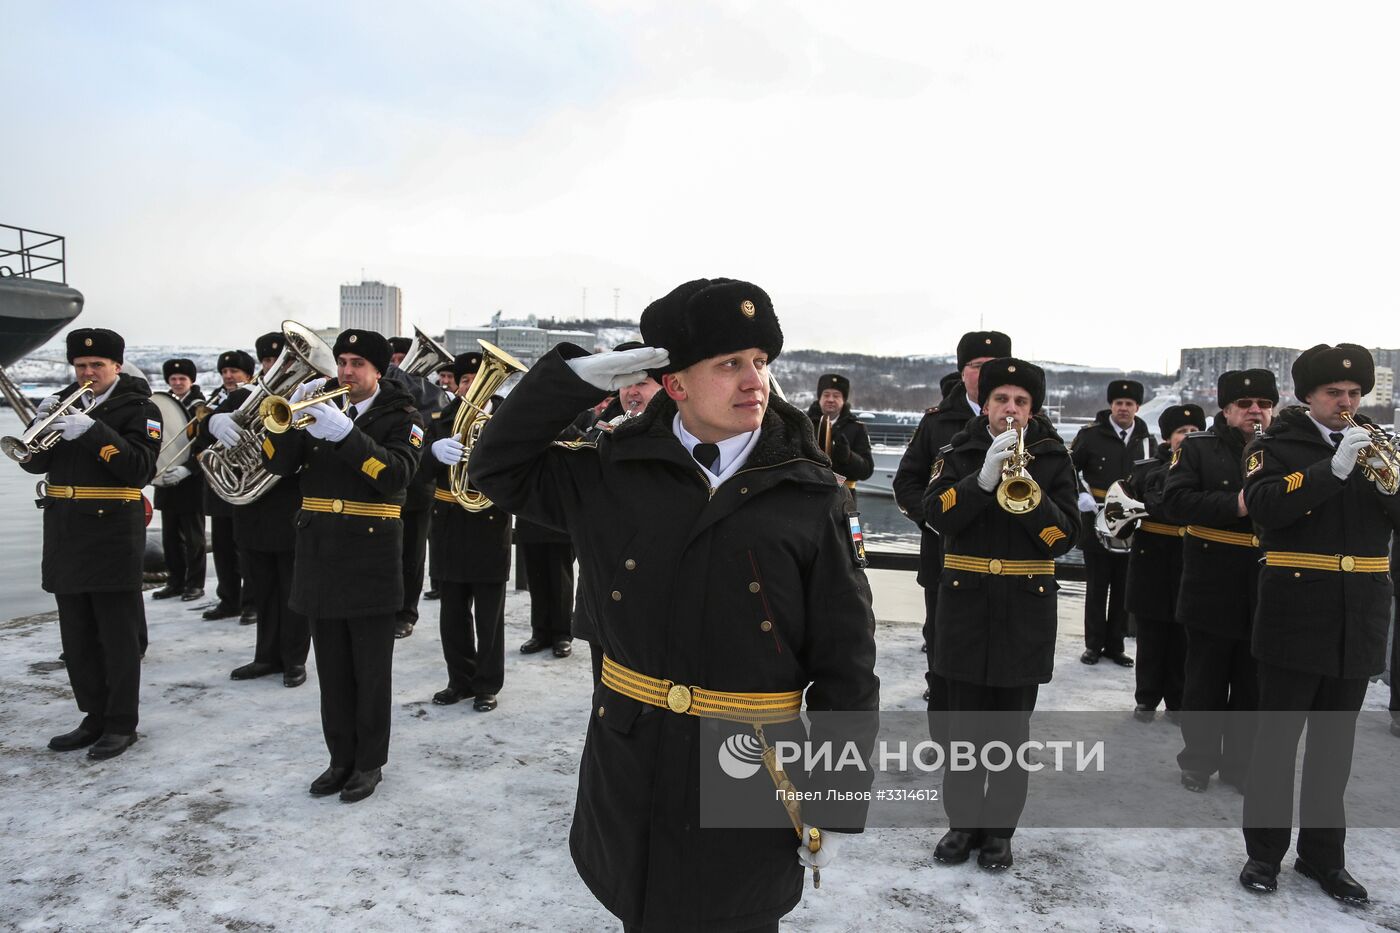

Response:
(150, 392), (191, 474)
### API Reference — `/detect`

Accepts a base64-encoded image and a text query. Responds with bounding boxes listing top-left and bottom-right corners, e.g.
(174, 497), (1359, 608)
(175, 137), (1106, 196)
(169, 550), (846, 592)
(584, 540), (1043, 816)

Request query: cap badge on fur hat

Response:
(84, 337), (93, 347)
(1343, 358), (1352, 368)
(1243, 377), (1251, 385)
(1008, 364), (1017, 372)
(349, 334), (358, 344)
(741, 300), (755, 318)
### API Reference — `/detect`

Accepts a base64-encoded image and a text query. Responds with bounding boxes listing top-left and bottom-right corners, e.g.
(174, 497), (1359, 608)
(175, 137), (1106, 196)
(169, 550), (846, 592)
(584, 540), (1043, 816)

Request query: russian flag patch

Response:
(146, 418), (162, 440)
(409, 424), (424, 448)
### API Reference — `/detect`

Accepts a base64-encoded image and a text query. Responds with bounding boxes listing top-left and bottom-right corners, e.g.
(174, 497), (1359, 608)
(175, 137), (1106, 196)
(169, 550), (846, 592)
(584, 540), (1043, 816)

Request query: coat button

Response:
(611, 590), (622, 601)
(1038, 586), (1045, 593)
(952, 580), (960, 587)
(748, 582), (761, 593)
(624, 559), (636, 570)
(97, 509), (104, 516)
(760, 620), (772, 632)
(597, 706), (605, 717)
(740, 487), (748, 494)
(1294, 572), (1301, 578)
(368, 526), (374, 533)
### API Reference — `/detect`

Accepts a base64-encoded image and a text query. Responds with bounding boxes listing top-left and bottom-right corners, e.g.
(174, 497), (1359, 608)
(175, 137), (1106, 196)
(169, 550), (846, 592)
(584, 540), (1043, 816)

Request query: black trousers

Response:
(1390, 615), (1399, 721)
(1082, 545), (1129, 654)
(440, 580), (507, 696)
(159, 510), (206, 590)
(523, 542), (575, 643)
(1177, 627), (1258, 782)
(942, 679), (1039, 839)
(1243, 662), (1369, 870)
(244, 549), (309, 670)
(1134, 613), (1187, 710)
(310, 614), (395, 771)
(55, 591), (144, 735)
(210, 515), (245, 609)
(398, 507), (431, 625)
(922, 584), (949, 746)
(624, 925), (776, 933)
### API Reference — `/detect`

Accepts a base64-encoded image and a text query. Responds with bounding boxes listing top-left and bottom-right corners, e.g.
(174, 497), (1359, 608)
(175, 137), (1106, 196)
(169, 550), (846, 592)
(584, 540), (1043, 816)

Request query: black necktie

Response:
(1330, 431), (1344, 448)
(1120, 429), (1128, 442)
(347, 405), (359, 420)
(693, 443), (720, 471)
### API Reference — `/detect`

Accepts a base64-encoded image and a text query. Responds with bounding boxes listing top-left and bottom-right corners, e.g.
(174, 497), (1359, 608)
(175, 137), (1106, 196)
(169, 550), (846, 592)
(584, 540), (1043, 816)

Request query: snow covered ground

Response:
(1, 573), (1397, 931)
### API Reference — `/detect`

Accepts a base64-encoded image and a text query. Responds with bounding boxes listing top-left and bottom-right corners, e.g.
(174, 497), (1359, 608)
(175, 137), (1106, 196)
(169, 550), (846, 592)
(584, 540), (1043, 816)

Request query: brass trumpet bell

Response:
(259, 385), (352, 434)
(995, 416), (1042, 514)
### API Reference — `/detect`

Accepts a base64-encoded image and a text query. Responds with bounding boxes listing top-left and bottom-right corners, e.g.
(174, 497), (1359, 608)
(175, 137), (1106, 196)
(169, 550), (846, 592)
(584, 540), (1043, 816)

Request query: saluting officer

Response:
(471, 278), (880, 933)
(204, 331), (310, 688)
(1162, 369), (1275, 793)
(202, 349), (256, 623)
(262, 329), (424, 803)
(809, 373), (874, 499)
(422, 351), (511, 712)
(150, 357), (207, 601)
(24, 328), (161, 760)
(922, 358), (1079, 871)
(1237, 345), (1400, 903)
(1071, 379), (1155, 667)
(1119, 404), (1205, 720)
(893, 330), (1012, 713)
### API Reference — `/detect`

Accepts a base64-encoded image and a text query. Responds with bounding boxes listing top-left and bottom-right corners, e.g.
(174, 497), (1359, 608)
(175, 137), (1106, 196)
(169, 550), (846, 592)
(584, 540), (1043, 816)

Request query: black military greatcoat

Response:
(1161, 415), (1260, 637)
(893, 382), (979, 586)
(196, 386), (300, 553)
(921, 413), (1079, 686)
(1121, 443), (1185, 618)
(470, 348), (880, 933)
(1243, 406), (1400, 678)
(807, 402), (875, 484)
(262, 379), (423, 618)
(151, 385), (206, 514)
(22, 374), (161, 593)
(422, 397), (512, 584)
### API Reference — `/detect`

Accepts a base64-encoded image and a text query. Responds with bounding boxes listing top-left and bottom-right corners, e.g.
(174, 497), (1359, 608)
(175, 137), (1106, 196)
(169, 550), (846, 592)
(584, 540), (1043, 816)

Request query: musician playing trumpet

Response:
(21, 328), (162, 761)
(1237, 344), (1400, 903)
(921, 358), (1078, 870)
(261, 329), (423, 803)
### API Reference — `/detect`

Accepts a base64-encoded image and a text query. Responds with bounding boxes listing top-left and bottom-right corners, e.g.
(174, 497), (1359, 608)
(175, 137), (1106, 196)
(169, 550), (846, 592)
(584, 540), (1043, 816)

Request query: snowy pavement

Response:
(1, 572), (1398, 932)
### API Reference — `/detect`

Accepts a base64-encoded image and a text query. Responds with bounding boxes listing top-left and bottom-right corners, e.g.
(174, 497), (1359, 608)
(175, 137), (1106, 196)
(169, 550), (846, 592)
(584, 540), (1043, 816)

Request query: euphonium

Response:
(996, 416), (1043, 514)
(397, 325), (454, 379)
(448, 340), (528, 510)
(259, 384), (352, 433)
(1340, 411), (1400, 495)
(1, 380), (95, 463)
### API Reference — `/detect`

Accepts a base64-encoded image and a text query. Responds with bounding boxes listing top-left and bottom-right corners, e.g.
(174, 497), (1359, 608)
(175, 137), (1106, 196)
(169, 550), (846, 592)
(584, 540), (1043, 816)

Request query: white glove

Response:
(432, 436), (466, 465)
(209, 412), (243, 447)
(54, 413), (96, 440)
(1078, 491), (1099, 513)
(303, 401), (353, 442)
(1331, 427), (1370, 480)
(161, 465), (192, 485)
(567, 347), (670, 392)
(31, 395), (60, 423)
(288, 379), (322, 405)
(796, 824), (843, 871)
(976, 430), (1019, 492)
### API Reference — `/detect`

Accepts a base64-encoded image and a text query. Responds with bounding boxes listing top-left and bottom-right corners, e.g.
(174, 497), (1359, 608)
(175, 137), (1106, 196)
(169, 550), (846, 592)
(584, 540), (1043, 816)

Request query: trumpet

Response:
(259, 384), (353, 434)
(1, 381), (95, 463)
(996, 416), (1042, 514)
(1340, 411), (1400, 494)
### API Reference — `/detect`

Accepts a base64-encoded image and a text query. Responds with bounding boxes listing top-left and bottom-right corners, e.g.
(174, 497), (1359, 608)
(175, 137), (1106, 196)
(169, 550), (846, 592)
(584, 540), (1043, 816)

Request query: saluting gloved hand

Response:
(976, 429), (1019, 493)
(209, 412), (243, 447)
(1078, 491), (1098, 513)
(795, 824), (844, 871)
(53, 412), (95, 440)
(567, 346), (671, 392)
(1330, 427), (1370, 480)
(432, 436), (466, 465)
(303, 401), (353, 443)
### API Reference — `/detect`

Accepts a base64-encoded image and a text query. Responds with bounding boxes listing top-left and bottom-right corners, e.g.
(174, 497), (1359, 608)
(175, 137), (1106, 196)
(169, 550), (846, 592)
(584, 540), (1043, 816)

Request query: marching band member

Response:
(1162, 370), (1275, 793)
(922, 358), (1078, 870)
(261, 329), (423, 802)
(894, 331), (1011, 713)
(422, 359), (458, 603)
(150, 357), (206, 601)
(24, 328), (161, 760)
(808, 373), (873, 499)
(202, 349), (256, 623)
(204, 332), (310, 688)
(385, 335), (440, 639)
(424, 351), (511, 712)
(1071, 379), (1155, 667)
(471, 278), (879, 932)
(1120, 404), (1204, 720)
(1237, 345), (1400, 903)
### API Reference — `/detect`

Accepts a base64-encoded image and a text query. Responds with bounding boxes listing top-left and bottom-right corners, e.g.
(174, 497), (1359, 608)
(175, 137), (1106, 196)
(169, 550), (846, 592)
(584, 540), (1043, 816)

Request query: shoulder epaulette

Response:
(937, 443), (955, 455)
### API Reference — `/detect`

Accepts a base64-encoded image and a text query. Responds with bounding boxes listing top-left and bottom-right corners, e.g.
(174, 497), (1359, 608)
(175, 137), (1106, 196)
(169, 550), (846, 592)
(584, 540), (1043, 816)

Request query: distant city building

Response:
(313, 325), (341, 346)
(1364, 365), (1394, 408)
(445, 322), (594, 361)
(1178, 346), (1300, 402)
(339, 280), (402, 337)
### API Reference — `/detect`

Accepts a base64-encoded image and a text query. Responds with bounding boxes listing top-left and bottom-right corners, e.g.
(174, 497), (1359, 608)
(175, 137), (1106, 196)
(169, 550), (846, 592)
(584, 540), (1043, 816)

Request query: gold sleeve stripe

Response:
(262, 437), (275, 459)
(1039, 526), (1067, 547)
(98, 444), (119, 462)
(1284, 472), (1304, 493)
(361, 457), (387, 479)
(940, 487), (957, 512)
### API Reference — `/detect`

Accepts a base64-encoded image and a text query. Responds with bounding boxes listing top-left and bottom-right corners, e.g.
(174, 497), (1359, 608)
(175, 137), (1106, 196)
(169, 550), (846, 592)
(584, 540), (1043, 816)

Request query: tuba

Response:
(1340, 411), (1400, 495)
(1095, 479), (1147, 550)
(996, 416), (1042, 514)
(448, 340), (528, 510)
(198, 320), (337, 505)
(397, 326), (454, 379)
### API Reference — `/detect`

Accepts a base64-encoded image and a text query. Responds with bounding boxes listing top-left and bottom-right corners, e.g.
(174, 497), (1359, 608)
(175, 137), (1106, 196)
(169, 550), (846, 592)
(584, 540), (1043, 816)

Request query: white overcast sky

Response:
(5, 1), (1399, 372)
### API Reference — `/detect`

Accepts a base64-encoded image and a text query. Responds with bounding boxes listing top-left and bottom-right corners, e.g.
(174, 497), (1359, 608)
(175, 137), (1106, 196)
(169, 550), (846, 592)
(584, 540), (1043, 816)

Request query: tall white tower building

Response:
(339, 280), (402, 337)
